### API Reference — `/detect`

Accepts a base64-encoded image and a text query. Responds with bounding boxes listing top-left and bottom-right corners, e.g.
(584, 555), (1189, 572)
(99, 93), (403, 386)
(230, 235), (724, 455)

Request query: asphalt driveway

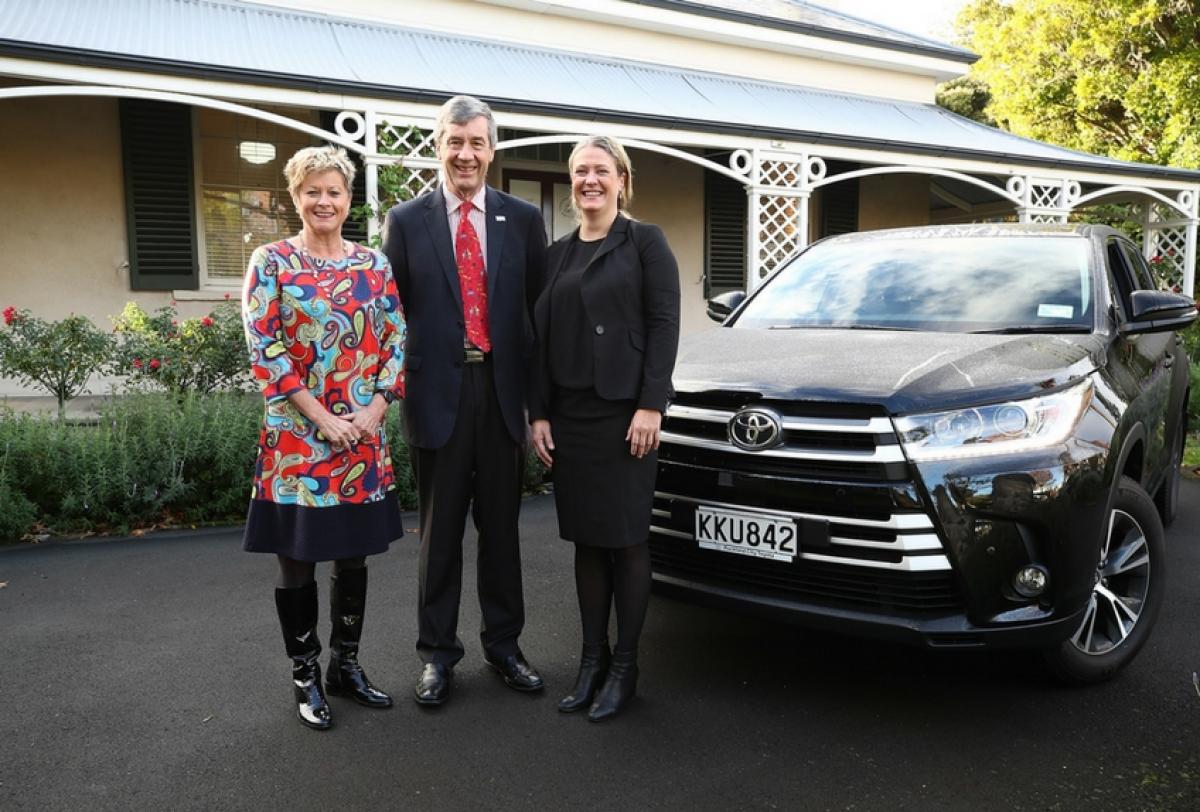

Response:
(1, 483), (1198, 811)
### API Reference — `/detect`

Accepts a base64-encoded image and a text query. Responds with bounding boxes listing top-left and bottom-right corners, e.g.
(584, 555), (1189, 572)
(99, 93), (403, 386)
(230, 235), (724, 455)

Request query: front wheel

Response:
(1043, 476), (1165, 685)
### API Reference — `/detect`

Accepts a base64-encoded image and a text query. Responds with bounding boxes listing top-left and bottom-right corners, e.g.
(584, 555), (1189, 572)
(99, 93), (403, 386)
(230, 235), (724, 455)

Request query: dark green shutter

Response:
(704, 156), (748, 295)
(320, 111), (368, 245)
(120, 99), (199, 291)
(820, 160), (859, 238)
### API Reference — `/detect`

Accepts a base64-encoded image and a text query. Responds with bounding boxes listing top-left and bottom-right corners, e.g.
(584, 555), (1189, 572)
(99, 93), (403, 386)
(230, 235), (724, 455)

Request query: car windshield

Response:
(733, 235), (1094, 333)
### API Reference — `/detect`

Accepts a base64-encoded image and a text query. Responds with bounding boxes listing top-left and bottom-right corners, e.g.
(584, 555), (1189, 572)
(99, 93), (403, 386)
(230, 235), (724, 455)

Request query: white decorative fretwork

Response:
(745, 151), (825, 290)
(1143, 195), (1195, 291)
(1010, 176), (1079, 223)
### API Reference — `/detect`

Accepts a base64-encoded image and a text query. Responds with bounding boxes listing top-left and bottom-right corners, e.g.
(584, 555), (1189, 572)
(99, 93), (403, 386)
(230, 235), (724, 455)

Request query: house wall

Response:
(0, 97), (205, 396)
(624, 150), (711, 336)
(857, 174), (931, 230)
(255, 0), (942, 103)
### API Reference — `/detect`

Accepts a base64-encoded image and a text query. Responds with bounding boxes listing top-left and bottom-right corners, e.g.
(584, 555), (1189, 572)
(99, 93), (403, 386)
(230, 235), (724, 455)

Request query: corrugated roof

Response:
(629, 0), (977, 62)
(1, 0), (1196, 181)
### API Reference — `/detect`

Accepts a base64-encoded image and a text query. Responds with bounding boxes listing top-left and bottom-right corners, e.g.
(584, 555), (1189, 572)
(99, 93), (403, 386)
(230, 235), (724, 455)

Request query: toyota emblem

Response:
(728, 408), (783, 451)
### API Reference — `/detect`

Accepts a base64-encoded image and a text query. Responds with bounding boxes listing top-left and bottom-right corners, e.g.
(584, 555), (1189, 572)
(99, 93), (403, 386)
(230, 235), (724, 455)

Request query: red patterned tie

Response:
(455, 201), (491, 352)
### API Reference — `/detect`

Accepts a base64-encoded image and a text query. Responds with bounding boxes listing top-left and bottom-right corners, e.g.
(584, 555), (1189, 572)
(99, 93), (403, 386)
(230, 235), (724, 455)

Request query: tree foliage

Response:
(935, 76), (996, 126)
(956, 0), (1200, 168)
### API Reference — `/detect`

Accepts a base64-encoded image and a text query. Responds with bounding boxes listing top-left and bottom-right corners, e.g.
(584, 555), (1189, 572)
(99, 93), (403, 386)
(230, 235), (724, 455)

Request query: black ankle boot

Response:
(587, 649), (638, 722)
(325, 567), (392, 709)
(275, 582), (332, 730)
(558, 641), (611, 713)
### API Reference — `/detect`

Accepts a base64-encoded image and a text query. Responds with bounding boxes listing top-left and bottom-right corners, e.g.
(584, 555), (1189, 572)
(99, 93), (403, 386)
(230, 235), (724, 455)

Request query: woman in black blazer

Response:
(529, 135), (680, 722)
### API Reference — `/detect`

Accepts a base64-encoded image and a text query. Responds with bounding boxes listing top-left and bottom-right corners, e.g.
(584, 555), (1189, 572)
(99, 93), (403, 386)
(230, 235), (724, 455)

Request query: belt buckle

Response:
(464, 347), (486, 364)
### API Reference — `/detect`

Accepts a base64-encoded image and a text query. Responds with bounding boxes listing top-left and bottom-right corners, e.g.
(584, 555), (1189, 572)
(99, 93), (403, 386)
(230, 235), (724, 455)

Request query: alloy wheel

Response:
(1069, 508), (1151, 656)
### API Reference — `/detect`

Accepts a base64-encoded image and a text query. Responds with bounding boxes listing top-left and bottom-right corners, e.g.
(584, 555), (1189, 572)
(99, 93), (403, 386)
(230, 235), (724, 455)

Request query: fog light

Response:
(1013, 565), (1049, 598)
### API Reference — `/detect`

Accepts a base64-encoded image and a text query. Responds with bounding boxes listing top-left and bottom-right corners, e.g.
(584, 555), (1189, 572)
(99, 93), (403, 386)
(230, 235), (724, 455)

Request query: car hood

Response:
(673, 327), (1106, 414)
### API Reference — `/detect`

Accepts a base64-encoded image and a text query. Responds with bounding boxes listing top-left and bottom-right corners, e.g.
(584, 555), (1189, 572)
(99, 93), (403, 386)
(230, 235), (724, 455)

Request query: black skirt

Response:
(242, 491), (404, 562)
(550, 388), (657, 548)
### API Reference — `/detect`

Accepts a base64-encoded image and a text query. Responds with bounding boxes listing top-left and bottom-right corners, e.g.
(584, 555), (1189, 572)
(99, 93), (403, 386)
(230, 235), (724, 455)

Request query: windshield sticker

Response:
(1038, 304), (1075, 319)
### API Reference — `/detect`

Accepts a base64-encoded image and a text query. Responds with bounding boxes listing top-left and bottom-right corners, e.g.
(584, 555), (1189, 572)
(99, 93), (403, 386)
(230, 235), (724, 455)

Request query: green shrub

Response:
(0, 307), (115, 419)
(0, 391), (554, 544)
(111, 300), (249, 394)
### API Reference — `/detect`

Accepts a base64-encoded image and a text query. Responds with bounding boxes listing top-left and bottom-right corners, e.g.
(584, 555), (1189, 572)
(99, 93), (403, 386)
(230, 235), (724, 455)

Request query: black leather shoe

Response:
(558, 642), (610, 713)
(588, 649), (638, 722)
(484, 653), (545, 693)
(414, 663), (452, 706)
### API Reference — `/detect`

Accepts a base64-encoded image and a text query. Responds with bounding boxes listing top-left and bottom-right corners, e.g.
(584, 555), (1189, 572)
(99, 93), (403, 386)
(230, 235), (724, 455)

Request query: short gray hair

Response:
(434, 95), (498, 148)
(283, 145), (356, 197)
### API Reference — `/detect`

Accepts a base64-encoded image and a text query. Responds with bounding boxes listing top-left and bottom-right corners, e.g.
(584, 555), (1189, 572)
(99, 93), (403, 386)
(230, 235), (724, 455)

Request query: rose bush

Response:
(111, 299), (249, 394)
(0, 307), (115, 419)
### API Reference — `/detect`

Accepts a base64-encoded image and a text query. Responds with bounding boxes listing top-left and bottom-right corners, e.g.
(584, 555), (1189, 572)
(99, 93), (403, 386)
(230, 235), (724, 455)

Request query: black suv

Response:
(652, 224), (1195, 683)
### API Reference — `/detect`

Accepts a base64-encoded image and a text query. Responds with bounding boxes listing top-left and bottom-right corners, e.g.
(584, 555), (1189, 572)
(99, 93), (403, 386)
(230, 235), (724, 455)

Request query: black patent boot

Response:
(275, 582), (332, 730)
(558, 641), (611, 713)
(325, 567), (393, 709)
(587, 649), (638, 722)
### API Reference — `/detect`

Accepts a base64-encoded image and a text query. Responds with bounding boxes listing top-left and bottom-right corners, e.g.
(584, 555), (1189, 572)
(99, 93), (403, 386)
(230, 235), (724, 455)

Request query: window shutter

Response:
(120, 99), (199, 291)
(704, 159), (747, 295)
(820, 160), (859, 238)
(320, 111), (368, 246)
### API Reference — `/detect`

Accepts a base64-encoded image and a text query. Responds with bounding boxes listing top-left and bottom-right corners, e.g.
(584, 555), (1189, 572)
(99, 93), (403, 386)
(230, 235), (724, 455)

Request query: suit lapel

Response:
(485, 188), (506, 300)
(585, 214), (630, 271)
(423, 189), (462, 311)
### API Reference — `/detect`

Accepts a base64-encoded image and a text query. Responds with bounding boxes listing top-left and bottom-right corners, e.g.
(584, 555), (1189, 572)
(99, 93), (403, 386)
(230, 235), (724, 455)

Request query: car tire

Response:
(1154, 426), (1183, 528)
(1043, 476), (1165, 685)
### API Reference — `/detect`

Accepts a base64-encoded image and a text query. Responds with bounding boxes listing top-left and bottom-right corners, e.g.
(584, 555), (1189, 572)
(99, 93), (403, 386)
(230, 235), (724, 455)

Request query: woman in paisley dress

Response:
(241, 145), (406, 731)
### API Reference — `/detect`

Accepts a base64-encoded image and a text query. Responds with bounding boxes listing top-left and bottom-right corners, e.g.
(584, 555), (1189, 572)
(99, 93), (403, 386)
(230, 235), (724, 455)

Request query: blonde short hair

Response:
(569, 135), (634, 213)
(283, 145), (356, 197)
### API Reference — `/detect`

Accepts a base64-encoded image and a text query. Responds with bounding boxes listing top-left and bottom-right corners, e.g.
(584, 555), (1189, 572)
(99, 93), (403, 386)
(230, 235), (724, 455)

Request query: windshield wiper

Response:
(970, 325), (1091, 334)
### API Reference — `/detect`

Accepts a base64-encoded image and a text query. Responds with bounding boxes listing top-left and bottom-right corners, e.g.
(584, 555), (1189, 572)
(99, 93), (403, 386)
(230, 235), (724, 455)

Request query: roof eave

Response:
(2, 44), (1196, 184)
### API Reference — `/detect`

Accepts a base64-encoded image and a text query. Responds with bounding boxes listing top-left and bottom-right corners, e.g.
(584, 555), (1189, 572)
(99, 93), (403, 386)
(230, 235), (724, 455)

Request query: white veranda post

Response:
(1140, 191), (1198, 294)
(741, 149), (825, 292)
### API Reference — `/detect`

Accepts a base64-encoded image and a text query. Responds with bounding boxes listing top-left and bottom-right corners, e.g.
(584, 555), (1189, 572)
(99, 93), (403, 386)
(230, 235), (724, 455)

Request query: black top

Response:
(548, 235), (602, 390)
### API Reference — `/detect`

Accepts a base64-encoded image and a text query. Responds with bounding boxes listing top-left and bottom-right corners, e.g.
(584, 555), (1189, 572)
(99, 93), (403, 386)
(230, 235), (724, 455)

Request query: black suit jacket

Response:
(383, 187), (547, 449)
(530, 215), (680, 420)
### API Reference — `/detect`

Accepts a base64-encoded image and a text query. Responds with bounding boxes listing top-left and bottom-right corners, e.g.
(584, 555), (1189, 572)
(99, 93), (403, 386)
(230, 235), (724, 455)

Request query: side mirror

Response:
(1119, 290), (1198, 335)
(706, 290), (747, 323)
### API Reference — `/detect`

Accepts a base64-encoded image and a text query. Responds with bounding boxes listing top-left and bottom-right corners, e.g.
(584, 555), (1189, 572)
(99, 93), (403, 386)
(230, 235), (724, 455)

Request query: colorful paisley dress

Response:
(240, 240), (406, 562)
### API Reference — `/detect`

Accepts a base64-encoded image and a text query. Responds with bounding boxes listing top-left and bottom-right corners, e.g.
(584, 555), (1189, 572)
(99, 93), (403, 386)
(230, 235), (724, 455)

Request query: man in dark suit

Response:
(382, 95), (547, 706)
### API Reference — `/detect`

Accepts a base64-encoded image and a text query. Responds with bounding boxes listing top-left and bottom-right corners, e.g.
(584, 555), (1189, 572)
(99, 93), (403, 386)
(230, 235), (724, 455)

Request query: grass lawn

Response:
(1185, 432), (1200, 478)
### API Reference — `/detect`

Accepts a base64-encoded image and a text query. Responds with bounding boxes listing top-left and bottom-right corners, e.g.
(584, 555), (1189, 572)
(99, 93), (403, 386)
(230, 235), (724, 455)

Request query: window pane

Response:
(198, 107), (318, 281)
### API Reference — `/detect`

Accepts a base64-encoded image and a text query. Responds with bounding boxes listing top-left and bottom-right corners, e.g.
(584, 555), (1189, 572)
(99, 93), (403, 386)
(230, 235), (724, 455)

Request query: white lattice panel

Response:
(378, 122), (437, 159)
(756, 195), (801, 274)
(1030, 183), (1061, 209)
(1029, 212), (1068, 224)
(1146, 225), (1188, 290)
(378, 165), (439, 205)
(759, 160), (803, 189)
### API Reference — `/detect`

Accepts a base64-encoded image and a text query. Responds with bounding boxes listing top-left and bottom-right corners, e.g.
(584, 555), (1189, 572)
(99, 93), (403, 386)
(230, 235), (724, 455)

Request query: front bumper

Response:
(651, 403), (1113, 650)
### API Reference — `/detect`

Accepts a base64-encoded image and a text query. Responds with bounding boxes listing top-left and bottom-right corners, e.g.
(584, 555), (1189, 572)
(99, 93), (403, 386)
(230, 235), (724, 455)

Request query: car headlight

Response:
(894, 379), (1093, 461)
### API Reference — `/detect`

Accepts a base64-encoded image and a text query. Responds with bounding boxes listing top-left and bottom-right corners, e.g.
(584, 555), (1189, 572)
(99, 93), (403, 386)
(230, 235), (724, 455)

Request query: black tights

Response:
(574, 542), (651, 654)
(276, 556), (366, 589)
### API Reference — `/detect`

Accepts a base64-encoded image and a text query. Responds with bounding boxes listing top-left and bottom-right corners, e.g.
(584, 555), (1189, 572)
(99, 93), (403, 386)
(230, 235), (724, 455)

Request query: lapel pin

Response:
(495, 215), (506, 222)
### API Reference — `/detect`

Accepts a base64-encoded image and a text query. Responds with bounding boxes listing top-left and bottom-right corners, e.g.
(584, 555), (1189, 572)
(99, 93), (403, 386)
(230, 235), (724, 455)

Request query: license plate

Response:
(694, 505), (798, 563)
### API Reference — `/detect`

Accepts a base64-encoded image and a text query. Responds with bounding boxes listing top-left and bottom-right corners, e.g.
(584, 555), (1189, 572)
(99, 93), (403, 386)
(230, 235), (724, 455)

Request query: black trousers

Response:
(412, 359), (525, 666)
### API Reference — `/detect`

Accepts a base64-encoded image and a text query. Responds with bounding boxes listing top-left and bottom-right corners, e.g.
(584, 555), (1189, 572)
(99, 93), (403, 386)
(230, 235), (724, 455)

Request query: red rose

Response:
(201, 316), (214, 327)
(2, 306), (16, 326)
(149, 359), (161, 371)
(224, 293), (231, 300)
(132, 357), (143, 369)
